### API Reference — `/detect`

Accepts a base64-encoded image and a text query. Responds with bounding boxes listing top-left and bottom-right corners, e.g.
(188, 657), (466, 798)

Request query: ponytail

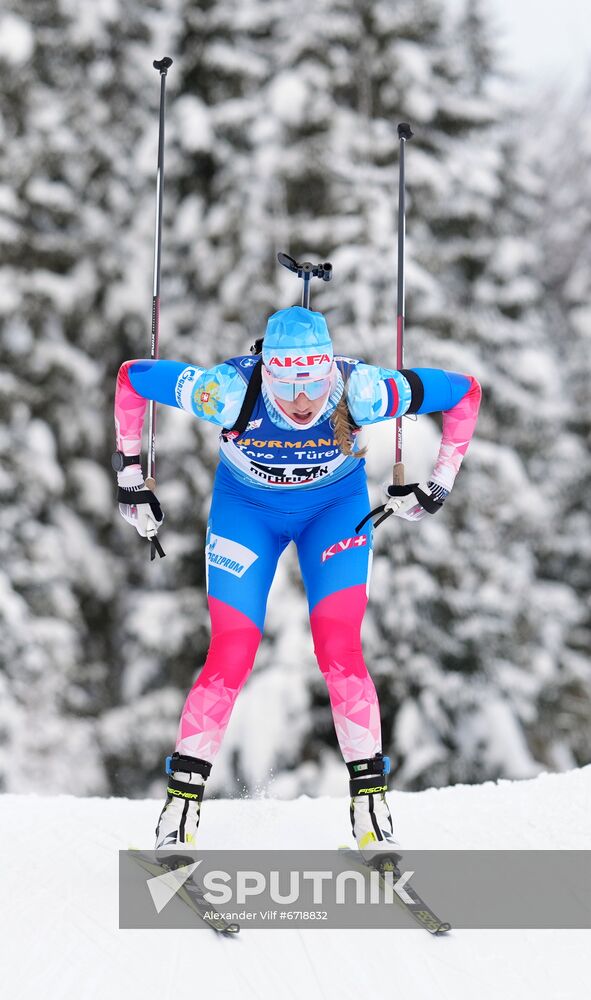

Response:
(331, 363), (367, 458)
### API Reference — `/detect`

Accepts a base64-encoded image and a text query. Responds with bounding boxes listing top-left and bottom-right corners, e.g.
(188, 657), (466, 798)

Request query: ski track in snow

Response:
(0, 768), (589, 1000)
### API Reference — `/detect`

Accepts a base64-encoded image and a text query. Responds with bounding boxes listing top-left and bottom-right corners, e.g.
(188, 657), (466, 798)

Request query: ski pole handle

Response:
(392, 461), (405, 486)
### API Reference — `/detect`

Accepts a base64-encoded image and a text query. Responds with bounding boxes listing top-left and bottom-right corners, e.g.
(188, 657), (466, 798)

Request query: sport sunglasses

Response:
(266, 373), (332, 402)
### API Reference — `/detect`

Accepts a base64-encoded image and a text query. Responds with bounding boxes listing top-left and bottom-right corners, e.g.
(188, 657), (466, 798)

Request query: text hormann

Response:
(237, 438), (337, 448)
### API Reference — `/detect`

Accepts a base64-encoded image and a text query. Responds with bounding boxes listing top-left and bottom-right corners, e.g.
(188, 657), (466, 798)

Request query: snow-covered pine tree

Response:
(358, 2), (587, 789)
(0, 0), (133, 792)
(524, 82), (591, 771)
(0, 1), (192, 795)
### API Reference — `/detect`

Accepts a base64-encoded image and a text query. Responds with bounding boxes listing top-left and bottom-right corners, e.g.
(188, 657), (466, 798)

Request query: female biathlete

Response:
(113, 305), (481, 858)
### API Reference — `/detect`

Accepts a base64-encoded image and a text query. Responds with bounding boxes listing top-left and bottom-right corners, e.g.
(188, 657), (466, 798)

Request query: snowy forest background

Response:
(1, 0), (590, 801)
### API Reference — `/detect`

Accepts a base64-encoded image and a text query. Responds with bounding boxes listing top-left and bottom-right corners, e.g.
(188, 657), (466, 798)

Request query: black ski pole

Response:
(302, 265), (312, 309)
(392, 121), (413, 488)
(146, 56), (172, 560)
(354, 122), (414, 534)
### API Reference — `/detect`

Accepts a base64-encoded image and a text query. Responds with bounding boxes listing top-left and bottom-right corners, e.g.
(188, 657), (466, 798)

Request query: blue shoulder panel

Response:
(411, 368), (471, 414)
(128, 359), (188, 408)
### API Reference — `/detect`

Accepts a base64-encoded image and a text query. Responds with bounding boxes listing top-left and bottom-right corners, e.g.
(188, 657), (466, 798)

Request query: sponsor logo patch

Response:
(267, 354), (332, 368)
(206, 533), (258, 578)
(321, 535), (368, 562)
(175, 366), (198, 407)
(250, 461), (329, 485)
(237, 437), (336, 449)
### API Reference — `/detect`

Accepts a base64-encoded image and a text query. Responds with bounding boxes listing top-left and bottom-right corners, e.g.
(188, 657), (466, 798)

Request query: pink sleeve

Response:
(431, 376), (482, 491)
(114, 360), (147, 455)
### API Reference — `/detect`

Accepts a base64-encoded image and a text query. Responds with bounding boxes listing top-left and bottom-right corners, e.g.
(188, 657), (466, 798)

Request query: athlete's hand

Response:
(117, 467), (164, 539)
(383, 479), (449, 522)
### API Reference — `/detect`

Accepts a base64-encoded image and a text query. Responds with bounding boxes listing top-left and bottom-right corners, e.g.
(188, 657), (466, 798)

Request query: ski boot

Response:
(348, 753), (399, 862)
(154, 752), (212, 850)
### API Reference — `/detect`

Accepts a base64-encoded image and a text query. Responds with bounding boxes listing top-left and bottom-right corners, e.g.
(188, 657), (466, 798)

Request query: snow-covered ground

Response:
(1, 768), (589, 1000)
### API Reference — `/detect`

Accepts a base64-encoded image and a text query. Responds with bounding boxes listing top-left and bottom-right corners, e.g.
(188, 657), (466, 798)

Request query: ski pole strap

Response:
(354, 483), (443, 533)
(221, 358), (263, 440)
(355, 503), (391, 533)
(117, 487), (164, 521)
(117, 486), (166, 558)
(151, 536), (166, 559)
(385, 483), (444, 514)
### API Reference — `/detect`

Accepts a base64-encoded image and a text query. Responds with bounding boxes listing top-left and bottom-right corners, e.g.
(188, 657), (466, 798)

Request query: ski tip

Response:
(434, 922), (452, 935)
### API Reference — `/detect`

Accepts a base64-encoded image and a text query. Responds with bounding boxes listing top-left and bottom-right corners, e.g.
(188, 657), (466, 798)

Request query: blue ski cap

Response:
(263, 306), (333, 380)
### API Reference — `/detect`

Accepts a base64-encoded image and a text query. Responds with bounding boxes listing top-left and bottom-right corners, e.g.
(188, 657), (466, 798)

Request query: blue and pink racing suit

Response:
(115, 354), (481, 765)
